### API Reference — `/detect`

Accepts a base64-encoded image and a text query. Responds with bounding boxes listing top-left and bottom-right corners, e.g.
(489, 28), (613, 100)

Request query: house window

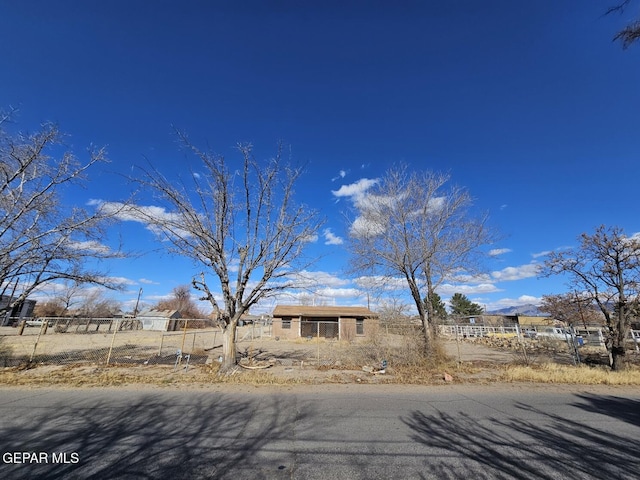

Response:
(282, 317), (291, 329)
(356, 319), (364, 335)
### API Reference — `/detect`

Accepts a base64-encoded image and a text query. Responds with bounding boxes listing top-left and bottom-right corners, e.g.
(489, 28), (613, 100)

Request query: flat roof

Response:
(273, 305), (377, 318)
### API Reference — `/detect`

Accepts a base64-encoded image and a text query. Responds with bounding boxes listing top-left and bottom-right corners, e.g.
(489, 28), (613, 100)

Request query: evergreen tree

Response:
(424, 293), (447, 322)
(449, 293), (484, 317)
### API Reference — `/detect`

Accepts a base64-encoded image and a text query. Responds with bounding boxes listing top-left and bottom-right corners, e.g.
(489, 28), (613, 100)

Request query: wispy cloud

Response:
(531, 250), (551, 259)
(90, 200), (181, 225)
(488, 248), (512, 257)
(354, 275), (407, 291)
(139, 278), (159, 285)
(323, 228), (344, 245)
(438, 283), (502, 295)
(289, 270), (351, 289)
(67, 240), (112, 255)
(331, 169), (348, 182)
(90, 200), (194, 239)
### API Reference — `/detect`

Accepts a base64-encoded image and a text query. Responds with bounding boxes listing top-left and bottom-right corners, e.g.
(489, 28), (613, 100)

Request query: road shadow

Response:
(402, 393), (640, 480)
(571, 393), (640, 426)
(0, 391), (308, 479)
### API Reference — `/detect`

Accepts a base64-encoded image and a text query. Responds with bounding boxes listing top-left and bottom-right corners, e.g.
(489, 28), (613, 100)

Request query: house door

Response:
(301, 319), (339, 339)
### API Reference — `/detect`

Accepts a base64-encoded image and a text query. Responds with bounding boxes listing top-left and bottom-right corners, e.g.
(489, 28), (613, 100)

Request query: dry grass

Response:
(499, 363), (640, 385)
(3, 333), (640, 387)
(0, 363), (319, 388)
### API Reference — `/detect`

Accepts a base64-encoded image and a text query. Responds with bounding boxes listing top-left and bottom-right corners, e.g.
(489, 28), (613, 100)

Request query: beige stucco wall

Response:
(272, 317), (301, 339)
(272, 316), (379, 341)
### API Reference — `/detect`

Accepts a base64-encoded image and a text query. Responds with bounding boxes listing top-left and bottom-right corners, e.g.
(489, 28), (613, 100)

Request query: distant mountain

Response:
(487, 304), (547, 316)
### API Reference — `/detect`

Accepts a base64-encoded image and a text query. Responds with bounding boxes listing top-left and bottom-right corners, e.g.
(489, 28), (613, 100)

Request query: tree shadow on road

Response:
(402, 394), (640, 480)
(0, 391), (307, 479)
(571, 393), (640, 427)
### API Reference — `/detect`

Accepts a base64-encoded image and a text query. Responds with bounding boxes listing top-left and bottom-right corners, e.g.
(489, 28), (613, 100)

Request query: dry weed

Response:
(500, 363), (640, 385)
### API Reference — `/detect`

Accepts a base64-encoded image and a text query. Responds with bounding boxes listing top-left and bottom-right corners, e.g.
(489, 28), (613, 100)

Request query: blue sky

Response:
(1, 1), (639, 314)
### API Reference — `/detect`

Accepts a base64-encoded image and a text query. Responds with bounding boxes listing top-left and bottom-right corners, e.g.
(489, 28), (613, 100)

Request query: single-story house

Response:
(137, 309), (181, 331)
(272, 305), (378, 341)
(1, 295), (37, 325)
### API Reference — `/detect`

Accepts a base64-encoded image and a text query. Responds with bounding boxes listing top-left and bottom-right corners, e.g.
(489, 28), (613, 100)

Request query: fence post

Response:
(29, 321), (47, 363)
(180, 319), (188, 354)
(317, 322), (320, 363)
(106, 319), (120, 365)
(159, 333), (165, 356)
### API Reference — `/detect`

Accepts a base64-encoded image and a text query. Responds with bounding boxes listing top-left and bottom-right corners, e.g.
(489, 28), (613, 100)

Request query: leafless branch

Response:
(0, 115), (126, 316)
(131, 138), (323, 368)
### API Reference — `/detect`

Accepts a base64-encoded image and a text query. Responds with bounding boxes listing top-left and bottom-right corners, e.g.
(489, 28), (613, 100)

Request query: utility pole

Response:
(133, 288), (143, 318)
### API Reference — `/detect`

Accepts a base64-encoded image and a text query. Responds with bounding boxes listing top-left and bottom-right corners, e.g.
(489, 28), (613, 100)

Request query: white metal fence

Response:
(438, 324), (640, 350)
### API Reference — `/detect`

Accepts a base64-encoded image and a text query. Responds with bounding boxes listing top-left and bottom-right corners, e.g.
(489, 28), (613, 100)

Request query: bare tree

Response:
(53, 280), (84, 315)
(0, 112), (125, 318)
(347, 166), (493, 351)
(76, 288), (122, 318)
(607, 0), (640, 48)
(33, 299), (66, 317)
(542, 225), (640, 370)
(130, 139), (322, 370)
(154, 284), (204, 318)
(539, 292), (604, 329)
(376, 297), (412, 325)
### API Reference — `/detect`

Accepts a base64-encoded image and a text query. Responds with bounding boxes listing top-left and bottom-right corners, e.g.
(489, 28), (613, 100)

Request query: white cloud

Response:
(531, 250), (551, 259)
(349, 215), (386, 238)
(491, 263), (541, 282)
(100, 276), (139, 286)
(354, 275), (407, 291)
(303, 233), (319, 243)
(437, 283), (502, 295)
(91, 200), (181, 225)
(450, 272), (492, 284)
(331, 169), (348, 182)
(488, 248), (512, 257)
(315, 287), (363, 299)
(486, 295), (542, 311)
(323, 228), (344, 245)
(289, 270), (351, 289)
(139, 278), (159, 285)
(67, 240), (112, 255)
(91, 200), (194, 239)
(331, 178), (379, 200)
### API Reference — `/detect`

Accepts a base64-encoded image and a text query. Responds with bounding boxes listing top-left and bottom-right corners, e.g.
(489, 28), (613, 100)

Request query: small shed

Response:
(137, 309), (181, 331)
(272, 305), (378, 341)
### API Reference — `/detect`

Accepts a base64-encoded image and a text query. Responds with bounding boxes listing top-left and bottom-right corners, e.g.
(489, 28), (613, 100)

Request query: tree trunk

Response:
(610, 345), (626, 371)
(220, 321), (238, 371)
(420, 313), (433, 351)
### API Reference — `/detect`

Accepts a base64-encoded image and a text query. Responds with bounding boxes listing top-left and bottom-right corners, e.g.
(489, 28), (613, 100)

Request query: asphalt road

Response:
(1, 384), (639, 479)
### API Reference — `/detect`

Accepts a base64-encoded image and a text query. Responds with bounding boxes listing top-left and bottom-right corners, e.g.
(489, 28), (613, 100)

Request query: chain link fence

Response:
(0, 317), (224, 367)
(0, 317), (416, 371)
(6, 316), (637, 371)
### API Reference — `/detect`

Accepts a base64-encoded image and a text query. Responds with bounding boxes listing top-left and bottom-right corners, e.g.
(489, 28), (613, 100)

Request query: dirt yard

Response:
(0, 325), (622, 386)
